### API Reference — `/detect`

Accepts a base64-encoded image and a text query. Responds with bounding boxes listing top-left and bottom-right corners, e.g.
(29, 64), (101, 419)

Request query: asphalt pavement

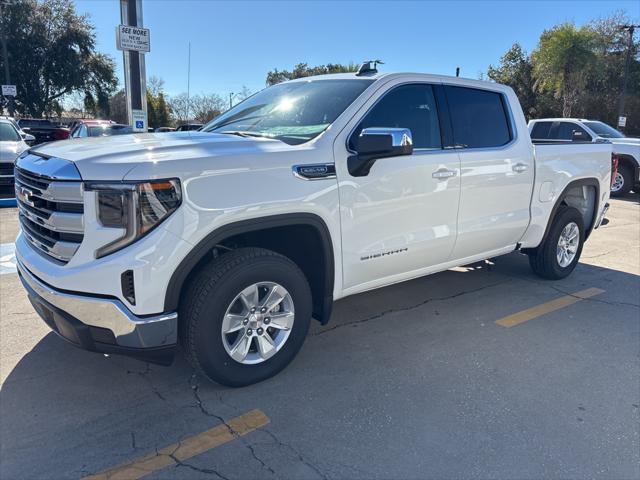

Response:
(0, 196), (638, 479)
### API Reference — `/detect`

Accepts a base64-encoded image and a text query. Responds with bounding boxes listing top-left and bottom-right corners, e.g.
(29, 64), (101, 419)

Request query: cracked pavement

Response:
(1, 196), (639, 479)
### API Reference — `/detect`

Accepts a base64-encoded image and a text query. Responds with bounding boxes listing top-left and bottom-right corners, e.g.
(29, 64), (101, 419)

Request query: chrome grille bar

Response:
(15, 153), (83, 264)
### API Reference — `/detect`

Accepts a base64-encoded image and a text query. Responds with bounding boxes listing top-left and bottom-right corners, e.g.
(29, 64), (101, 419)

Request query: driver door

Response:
(334, 83), (461, 293)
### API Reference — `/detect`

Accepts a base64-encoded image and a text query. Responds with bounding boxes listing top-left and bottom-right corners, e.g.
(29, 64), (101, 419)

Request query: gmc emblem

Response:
(16, 186), (35, 207)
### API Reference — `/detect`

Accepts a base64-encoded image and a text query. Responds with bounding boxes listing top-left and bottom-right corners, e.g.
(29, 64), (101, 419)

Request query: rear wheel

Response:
(611, 164), (633, 197)
(180, 247), (312, 387)
(528, 206), (585, 280)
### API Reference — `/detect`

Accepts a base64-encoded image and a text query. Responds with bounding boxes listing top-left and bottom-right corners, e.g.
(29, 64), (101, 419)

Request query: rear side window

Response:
(351, 84), (442, 150)
(552, 122), (590, 141)
(531, 121), (591, 141)
(530, 121), (552, 139)
(445, 86), (512, 148)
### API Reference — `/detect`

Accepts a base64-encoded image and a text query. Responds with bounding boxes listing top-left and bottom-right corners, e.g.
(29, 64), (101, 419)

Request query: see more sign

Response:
(116, 25), (150, 53)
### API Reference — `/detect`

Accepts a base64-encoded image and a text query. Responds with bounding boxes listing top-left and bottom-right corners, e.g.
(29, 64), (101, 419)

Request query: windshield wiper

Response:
(219, 131), (276, 140)
(207, 113), (267, 131)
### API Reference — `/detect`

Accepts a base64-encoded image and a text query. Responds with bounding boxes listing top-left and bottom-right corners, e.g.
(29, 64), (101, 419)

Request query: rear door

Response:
(445, 85), (534, 260)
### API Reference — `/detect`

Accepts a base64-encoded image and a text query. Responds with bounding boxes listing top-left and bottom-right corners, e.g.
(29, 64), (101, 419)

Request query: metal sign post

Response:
(118, 0), (148, 132)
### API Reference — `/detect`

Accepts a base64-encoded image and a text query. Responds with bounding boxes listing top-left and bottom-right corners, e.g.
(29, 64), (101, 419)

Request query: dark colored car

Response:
(16, 118), (70, 145)
(175, 123), (203, 131)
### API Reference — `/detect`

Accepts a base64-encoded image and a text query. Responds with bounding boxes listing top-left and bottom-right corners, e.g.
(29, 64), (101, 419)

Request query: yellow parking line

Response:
(495, 287), (605, 328)
(83, 409), (270, 480)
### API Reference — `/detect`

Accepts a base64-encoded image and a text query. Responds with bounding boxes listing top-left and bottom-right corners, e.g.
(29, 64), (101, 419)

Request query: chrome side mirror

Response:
(349, 127), (413, 177)
(22, 133), (36, 144)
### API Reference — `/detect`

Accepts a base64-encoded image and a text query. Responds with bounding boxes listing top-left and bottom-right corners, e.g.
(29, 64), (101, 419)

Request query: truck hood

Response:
(31, 131), (288, 180)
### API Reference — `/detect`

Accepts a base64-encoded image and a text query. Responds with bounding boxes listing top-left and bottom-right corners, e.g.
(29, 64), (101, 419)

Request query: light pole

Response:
(0, 0), (15, 116)
(229, 92), (235, 110)
(617, 24), (639, 131)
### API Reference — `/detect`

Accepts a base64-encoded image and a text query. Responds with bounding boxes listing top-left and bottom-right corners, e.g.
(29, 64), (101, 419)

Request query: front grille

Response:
(15, 155), (83, 264)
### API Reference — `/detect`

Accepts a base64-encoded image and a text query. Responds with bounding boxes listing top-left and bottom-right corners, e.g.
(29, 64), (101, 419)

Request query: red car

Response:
(16, 118), (70, 145)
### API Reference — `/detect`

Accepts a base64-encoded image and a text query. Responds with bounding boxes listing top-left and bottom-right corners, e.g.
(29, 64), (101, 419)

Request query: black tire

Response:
(528, 206), (585, 280)
(611, 164), (633, 197)
(180, 247), (312, 387)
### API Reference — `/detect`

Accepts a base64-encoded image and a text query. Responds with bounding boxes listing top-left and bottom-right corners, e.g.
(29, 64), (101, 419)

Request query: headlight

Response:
(88, 179), (182, 258)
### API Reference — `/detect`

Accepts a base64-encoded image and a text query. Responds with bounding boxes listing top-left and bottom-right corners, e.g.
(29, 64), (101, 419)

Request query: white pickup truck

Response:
(15, 67), (613, 386)
(529, 118), (639, 196)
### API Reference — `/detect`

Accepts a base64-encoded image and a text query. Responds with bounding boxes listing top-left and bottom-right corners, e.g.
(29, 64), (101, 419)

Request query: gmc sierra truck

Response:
(15, 67), (613, 386)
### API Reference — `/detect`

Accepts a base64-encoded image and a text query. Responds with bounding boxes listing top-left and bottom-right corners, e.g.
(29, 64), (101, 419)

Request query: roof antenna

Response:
(456, 67), (460, 77)
(356, 60), (384, 76)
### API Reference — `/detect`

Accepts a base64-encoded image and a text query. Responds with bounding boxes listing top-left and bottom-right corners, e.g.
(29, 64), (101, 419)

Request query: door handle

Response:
(513, 163), (528, 173)
(432, 168), (457, 179)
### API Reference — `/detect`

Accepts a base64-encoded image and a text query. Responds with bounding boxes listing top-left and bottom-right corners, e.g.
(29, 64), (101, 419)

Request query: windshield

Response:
(202, 79), (374, 145)
(0, 122), (20, 142)
(583, 121), (625, 139)
(88, 125), (132, 137)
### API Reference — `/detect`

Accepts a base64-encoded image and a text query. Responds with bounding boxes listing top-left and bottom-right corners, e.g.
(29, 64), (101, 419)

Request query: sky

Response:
(75, 0), (640, 98)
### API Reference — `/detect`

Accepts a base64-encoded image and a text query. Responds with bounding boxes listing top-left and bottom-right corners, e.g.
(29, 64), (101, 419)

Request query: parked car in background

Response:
(1, 116), (35, 144)
(529, 118), (640, 196)
(14, 71), (613, 386)
(0, 119), (31, 198)
(155, 127), (176, 132)
(67, 119), (112, 132)
(175, 123), (203, 131)
(16, 118), (70, 145)
(70, 120), (133, 138)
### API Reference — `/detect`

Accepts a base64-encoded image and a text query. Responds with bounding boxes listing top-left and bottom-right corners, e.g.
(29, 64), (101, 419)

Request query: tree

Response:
(488, 13), (639, 135)
(108, 90), (128, 124)
(266, 62), (358, 85)
(147, 75), (165, 96)
(531, 23), (597, 117)
(487, 43), (560, 119)
(190, 93), (225, 123)
(488, 44), (537, 118)
(581, 12), (640, 133)
(235, 85), (254, 102)
(0, 0), (118, 117)
(168, 93), (190, 125)
(146, 77), (171, 128)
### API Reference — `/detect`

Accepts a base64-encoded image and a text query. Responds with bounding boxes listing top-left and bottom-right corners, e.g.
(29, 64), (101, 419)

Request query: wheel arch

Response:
(165, 213), (335, 324)
(616, 153), (639, 169)
(534, 178), (601, 249)
(616, 153), (639, 181)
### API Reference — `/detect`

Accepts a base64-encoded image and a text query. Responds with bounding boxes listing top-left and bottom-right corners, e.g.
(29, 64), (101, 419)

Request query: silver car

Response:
(0, 119), (32, 198)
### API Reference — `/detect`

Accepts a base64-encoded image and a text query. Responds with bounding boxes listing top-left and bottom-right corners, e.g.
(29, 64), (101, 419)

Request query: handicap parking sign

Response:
(136, 120), (144, 129)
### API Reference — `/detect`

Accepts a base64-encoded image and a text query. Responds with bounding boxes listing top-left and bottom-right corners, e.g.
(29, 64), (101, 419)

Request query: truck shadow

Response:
(1, 251), (639, 477)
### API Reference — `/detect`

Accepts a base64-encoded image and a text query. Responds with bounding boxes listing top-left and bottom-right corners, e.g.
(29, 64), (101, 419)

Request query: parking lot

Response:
(0, 196), (638, 479)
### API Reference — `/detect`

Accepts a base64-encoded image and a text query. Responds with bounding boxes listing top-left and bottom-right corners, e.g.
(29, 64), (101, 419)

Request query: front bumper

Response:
(17, 259), (177, 365)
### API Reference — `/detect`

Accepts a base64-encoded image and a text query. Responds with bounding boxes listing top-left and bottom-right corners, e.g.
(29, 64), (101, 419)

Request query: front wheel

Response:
(528, 206), (585, 280)
(180, 247), (312, 387)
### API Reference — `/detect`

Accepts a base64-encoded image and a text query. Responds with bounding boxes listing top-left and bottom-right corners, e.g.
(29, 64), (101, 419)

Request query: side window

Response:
(445, 86), (512, 148)
(351, 84), (442, 150)
(530, 122), (553, 139)
(71, 126), (80, 138)
(79, 125), (88, 137)
(553, 122), (591, 141)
